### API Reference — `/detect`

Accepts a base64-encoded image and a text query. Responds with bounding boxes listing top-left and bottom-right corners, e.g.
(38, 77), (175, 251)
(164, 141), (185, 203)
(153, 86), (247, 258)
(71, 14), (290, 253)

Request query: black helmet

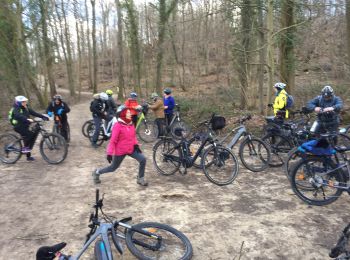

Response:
(163, 88), (172, 95)
(321, 85), (334, 99)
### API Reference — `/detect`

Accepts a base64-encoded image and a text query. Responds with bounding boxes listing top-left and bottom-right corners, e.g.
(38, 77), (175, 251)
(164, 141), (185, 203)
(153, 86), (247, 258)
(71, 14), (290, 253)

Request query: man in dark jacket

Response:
(306, 85), (343, 134)
(46, 95), (70, 141)
(91, 92), (109, 148)
(11, 95), (49, 161)
(105, 89), (118, 125)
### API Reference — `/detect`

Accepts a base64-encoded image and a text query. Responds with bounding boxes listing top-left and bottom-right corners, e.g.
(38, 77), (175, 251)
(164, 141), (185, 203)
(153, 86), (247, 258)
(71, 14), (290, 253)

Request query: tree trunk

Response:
(115, 0), (125, 100)
(85, 0), (93, 90)
(346, 0), (350, 70)
(91, 0), (98, 93)
(266, 0), (274, 115)
(257, 0), (265, 115)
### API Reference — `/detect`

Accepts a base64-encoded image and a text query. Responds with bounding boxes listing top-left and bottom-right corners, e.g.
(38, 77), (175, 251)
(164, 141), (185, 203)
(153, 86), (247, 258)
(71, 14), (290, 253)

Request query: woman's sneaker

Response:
(27, 156), (35, 161)
(137, 177), (148, 186)
(92, 170), (101, 184)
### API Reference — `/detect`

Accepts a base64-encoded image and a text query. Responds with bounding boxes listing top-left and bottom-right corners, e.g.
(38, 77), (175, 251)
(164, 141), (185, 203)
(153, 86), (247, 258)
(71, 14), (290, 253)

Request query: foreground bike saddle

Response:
(36, 242), (67, 260)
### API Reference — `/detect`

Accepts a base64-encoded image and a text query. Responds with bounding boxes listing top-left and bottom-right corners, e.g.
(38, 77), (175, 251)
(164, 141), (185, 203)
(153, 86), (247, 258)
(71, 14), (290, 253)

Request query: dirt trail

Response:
(0, 100), (349, 260)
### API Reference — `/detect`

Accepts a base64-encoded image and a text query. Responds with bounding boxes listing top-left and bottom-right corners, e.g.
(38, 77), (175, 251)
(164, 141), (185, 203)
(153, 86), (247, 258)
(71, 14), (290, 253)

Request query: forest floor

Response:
(0, 98), (349, 260)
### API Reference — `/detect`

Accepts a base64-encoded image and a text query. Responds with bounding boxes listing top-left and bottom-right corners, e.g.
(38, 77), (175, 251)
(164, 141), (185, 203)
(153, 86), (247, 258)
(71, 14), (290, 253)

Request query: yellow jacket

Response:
(273, 89), (289, 118)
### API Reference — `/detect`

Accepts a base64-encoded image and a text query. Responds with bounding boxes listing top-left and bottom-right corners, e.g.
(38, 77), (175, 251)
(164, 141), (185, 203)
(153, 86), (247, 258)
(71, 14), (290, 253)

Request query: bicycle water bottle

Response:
(310, 121), (319, 133)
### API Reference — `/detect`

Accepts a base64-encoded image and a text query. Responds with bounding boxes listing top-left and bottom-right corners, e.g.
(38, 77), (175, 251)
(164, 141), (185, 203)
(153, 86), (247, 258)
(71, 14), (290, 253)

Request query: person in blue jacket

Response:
(306, 85), (343, 134)
(163, 88), (175, 127)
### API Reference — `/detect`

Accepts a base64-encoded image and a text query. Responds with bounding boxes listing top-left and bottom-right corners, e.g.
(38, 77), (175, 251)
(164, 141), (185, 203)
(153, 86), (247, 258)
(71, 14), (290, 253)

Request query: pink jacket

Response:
(107, 120), (138, 156)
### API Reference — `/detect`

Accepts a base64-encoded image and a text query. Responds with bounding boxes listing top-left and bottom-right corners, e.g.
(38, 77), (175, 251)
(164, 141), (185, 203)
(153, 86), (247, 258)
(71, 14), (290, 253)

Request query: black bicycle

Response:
(52, 114), (70, 142)
(0, 118), (68, 164)
(153, 116), (239, 186)
(330, 223), (350, 259)
(36, 189), (193, 260)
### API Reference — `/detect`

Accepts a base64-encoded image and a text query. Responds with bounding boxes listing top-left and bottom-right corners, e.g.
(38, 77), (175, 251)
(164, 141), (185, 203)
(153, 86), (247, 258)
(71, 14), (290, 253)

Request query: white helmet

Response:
(274, 82), (286, 90)
(15, 95), (28, 102)
(99, 92), (109, 101)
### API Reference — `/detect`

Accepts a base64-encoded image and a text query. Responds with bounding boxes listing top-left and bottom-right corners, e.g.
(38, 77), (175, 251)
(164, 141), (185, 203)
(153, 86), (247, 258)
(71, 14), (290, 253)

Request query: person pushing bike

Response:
(149, 92), (165, 137)
(46, 95), (70, 142)
(92, 105), (148, 186)
(163, 88), (175, 128)
(9, 95), (49, 161)
(90, 92), (109, 148)
(306, 85), (343, 134)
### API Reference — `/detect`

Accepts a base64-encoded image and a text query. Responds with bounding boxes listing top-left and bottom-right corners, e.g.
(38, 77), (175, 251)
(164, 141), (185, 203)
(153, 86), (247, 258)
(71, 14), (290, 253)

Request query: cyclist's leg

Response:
(92, 116), (102, 144)
(155, 118), (165, 137)
(14, 126), (36, 160)
(129, 151), (146, 178)
(97, 155), (126, 175)
(61, 120), (69, 141)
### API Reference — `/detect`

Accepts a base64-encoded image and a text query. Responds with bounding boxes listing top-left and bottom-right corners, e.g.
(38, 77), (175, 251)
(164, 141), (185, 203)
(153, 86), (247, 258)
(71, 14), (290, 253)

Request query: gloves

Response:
(107, 155), (112, 163)
(267, 103), (273, 108)
(134, 144), (142, 154)
(57, 108), (64, 115)
(323, 107), (334, 112)
(42, 116), (50, 121)
(47, 111), (53, 117)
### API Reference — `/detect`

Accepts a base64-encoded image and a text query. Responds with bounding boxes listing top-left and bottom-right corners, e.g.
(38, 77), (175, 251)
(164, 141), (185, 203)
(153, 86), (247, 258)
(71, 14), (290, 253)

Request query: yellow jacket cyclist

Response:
(273, 82), (289, 119)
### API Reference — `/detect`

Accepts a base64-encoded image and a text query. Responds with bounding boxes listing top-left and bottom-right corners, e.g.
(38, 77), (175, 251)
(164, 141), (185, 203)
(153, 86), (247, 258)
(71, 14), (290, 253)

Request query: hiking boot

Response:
(92, 170), (101, 184)
(91, 142), (98, 148)
(137, 177), (148, 187)
(27, 156), (35, 161)
(21, 147), (31, 154)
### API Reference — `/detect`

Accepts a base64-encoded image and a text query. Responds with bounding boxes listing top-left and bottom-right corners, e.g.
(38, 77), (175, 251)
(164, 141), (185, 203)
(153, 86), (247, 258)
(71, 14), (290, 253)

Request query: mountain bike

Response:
(153, 117), (239, 186)
(165, 104), (191, 140)
(36, 189), (193, 260)
(0, 118), (68, 164)
(290, 138), (350, 206)
(52, 114), (70, 142)
(329, 223), (350, 259)
(135, 104), (158, 143)
(87, 116), (118, 146)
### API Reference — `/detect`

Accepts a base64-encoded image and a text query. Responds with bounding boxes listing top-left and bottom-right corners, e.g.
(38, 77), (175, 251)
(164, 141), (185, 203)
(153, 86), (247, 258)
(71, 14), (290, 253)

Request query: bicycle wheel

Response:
(137, 119), (158, 143)
(87, 124), (105, 146)
(40, 133), (68, 164)
(202, 145), (239, 186)
(125, 222), (193, 260)
(153, 139), (181, 175)
(0, 133), (22, 164)
(238, 137), (271, 172)
(170, 121), (191, 140)
(66, 122), (70, 143)
(82, 120), (93, 138)
(262, 133), (293, 167)
(290, 157), (344, 206)
(94, 240), (109, 260)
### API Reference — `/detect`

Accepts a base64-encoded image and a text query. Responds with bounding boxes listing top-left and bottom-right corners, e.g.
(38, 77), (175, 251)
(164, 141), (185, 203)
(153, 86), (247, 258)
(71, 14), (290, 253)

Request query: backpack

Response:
(90, 100), (94, 112)
(285, 94), (294, 109)
(8, 107), (21, 126)
(211, 115), (226, 130)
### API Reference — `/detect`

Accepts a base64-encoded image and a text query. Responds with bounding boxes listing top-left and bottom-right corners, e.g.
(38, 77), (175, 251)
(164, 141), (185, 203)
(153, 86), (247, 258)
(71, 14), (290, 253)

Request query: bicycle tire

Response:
(202, 145), (239, 186)
(125, 222), (193, 260)
(238, 137), (271, 172)
(87, 124), (105, 146)
(170, 121), (191, 140)
(40, 133), (68, 164)
(153, 138), (181, 175)
(0, 133), (22, 164)
(262, 133), (293, 167)
(66, 122), (70, 143)
(82, 120), (93, 138)
(94, 239), (110, 260)
(290, 157), (344, 206)
(137, 119), (158, 143)
(53, 122), (70, 143)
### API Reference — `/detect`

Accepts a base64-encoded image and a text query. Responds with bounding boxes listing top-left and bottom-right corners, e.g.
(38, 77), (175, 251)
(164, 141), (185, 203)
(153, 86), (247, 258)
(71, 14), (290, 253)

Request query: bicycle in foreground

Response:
(330, 223), (350, 259)
(36, 189), (193, 260)
(153, 115), (239, 186)
(290, 134), (350, 206)
(0, 118), (68, 164)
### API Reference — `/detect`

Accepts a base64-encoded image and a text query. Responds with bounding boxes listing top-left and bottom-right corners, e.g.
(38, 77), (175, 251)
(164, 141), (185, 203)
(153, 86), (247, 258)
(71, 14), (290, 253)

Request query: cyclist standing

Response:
(105, 89), (118, 124)
(163, 88), (175, 128)
(271, 82), (289, 119)
(124, 92), (142, 127)
(306, 85), (343, 133)
(10, 96), (49, 161)
(92, 105), (148, 186)
(90, 92), (109, 148)
(46, 95), (70, 142)
(149, 92), (165, 137)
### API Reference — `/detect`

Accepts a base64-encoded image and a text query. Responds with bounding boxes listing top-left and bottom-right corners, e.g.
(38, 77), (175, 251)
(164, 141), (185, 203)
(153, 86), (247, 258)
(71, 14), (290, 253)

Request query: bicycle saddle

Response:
(335, 146), (350, 153)
(36, 242), (67, 260)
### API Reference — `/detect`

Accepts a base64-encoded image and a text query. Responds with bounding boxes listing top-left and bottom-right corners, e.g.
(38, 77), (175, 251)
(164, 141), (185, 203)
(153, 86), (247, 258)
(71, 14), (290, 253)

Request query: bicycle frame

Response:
(99, 117), (117, 138)
(220, 125), (247, 150)
(136, 112), (146, 130)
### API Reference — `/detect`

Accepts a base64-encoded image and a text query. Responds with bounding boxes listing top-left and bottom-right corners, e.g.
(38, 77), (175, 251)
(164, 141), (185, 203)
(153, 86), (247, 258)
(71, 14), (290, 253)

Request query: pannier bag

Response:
(211, 116), (226, 130)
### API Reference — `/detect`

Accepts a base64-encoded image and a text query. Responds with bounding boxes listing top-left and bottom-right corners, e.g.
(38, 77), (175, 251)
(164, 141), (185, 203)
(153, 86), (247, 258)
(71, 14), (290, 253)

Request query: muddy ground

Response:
(0, 100), (349, 260)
